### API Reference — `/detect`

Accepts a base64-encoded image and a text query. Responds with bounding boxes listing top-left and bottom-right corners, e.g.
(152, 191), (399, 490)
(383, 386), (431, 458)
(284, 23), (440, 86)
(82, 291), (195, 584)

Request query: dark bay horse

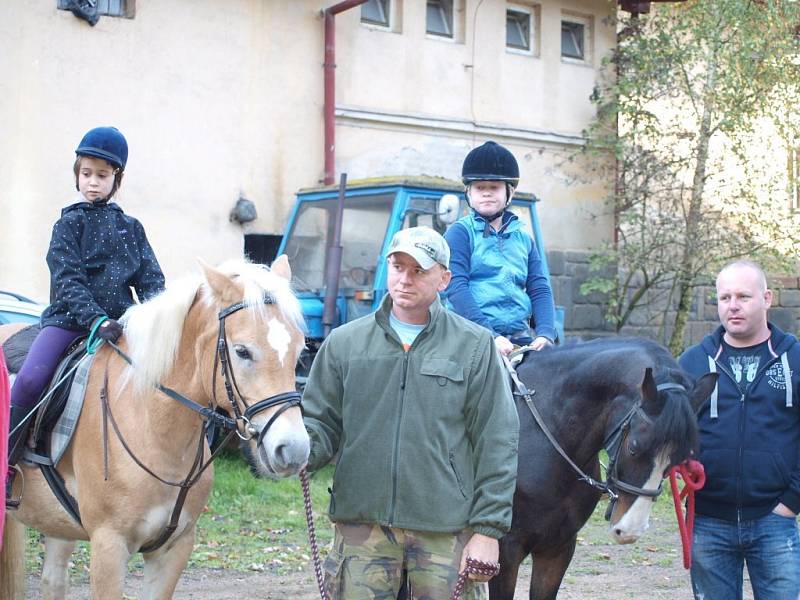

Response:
(490, 337), (717, 600)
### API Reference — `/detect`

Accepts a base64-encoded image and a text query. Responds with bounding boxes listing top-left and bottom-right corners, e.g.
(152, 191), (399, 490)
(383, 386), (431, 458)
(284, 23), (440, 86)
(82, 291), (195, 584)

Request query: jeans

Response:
(691, 512), (800, 600)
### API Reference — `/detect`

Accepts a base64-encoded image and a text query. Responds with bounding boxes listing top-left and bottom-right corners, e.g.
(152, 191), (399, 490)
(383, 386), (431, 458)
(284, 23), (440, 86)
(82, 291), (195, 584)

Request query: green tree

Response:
(582, 0), (800, 353)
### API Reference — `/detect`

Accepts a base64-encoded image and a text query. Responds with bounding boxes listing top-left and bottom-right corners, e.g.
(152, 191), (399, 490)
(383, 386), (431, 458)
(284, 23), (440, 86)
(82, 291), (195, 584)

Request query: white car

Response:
(0, 291), (44, 326)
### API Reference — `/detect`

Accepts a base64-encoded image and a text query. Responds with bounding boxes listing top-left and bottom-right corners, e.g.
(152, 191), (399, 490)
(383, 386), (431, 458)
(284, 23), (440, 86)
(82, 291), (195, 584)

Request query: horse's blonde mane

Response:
(121, 259), (304, 394)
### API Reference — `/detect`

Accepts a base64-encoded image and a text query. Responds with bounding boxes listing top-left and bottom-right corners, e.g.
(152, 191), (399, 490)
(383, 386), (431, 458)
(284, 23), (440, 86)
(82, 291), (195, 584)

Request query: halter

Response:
(505, 356), (684, 518)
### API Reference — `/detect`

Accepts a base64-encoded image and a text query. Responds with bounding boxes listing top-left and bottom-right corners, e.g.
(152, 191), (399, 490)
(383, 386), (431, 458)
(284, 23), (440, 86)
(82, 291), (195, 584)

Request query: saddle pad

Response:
(49, 353), (94, 467)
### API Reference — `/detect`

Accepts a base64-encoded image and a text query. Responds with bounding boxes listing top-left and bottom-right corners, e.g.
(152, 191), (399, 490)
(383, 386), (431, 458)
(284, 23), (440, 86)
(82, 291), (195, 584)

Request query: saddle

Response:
(3, 324), (92, 521)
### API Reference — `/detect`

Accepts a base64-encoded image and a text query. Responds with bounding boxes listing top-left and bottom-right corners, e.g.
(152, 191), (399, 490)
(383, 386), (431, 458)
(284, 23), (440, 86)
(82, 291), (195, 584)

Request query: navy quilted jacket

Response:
(40, 199), (165, 331)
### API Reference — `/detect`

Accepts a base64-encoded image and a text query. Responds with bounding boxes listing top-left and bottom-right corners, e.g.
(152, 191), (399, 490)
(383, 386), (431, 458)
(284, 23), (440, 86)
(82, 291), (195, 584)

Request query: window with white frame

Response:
(57, 0), (134, 18)
(507, 8), (531, 52)
(361, 0), (391, 27)
(561, 19), (585, 59)
(427, 0), (453, 38)
(790, 146), (800, 212)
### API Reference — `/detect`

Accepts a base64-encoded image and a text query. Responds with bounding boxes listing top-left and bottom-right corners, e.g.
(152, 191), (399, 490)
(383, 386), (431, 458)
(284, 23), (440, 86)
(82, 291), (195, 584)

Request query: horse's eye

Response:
(234, 346), (252, 360)
(628, 439), (639, 456)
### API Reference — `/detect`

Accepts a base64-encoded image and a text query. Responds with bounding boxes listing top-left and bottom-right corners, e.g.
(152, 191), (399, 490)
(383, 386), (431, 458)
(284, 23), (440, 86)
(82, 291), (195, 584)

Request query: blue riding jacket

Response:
(679, 324), (800, 521)
(444, 211), (556, 342)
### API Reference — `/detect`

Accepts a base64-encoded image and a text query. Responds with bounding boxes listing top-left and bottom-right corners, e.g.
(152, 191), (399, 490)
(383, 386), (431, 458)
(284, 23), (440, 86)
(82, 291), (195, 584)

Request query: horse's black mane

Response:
(521, 336), (698, 461)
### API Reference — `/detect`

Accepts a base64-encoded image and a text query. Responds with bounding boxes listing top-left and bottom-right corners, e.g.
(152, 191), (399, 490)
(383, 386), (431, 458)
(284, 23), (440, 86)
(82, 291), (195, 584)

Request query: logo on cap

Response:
(415, 242), (437, 259)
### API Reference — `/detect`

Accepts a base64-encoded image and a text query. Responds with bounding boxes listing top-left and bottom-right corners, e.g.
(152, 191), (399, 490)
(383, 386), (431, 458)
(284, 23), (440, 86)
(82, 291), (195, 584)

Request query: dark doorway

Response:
(244, 234), (282, 265)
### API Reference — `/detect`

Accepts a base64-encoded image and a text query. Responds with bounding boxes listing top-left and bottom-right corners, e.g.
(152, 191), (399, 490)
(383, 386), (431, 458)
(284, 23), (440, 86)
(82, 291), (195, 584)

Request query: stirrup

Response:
(5, 464), (24, 509)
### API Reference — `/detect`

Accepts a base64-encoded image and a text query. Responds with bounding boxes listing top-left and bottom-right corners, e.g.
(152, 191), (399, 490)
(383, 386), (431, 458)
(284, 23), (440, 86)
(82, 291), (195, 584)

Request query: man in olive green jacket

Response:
(303, 226), (519, 599)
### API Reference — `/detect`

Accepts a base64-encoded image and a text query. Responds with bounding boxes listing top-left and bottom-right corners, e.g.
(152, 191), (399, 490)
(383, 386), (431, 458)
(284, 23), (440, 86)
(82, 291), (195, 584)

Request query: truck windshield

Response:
(283, 193), (395, 291)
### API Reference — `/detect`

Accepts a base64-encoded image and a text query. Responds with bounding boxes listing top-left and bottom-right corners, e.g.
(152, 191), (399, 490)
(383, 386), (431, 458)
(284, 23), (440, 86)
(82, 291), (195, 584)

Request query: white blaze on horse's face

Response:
(227, 308), (309, 477)
(266, 317), (291, 365)
(609, 448), (671, 544)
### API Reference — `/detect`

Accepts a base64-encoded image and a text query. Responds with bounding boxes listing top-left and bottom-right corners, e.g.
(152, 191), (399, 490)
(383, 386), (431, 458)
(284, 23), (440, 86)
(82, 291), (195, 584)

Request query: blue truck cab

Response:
(277, 176), (564, 378)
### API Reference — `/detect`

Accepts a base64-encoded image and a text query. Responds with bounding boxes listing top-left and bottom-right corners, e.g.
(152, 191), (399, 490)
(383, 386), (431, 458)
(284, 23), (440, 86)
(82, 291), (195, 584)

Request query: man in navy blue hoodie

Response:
(679, 261), (800, 599)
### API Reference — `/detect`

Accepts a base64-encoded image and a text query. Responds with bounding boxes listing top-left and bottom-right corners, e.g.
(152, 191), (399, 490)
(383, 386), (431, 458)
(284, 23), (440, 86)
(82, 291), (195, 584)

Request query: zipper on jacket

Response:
(400, 353), (408, 390)
(714, 354), (781, 517)
(449, 453), (468, 499)
(388, 352), (410, 525)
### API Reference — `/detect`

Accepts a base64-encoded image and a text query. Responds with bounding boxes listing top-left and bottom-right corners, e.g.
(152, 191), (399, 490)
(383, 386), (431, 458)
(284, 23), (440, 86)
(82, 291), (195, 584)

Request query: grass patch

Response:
(25, 450), (335, 579)
(24, 450), (691, 582)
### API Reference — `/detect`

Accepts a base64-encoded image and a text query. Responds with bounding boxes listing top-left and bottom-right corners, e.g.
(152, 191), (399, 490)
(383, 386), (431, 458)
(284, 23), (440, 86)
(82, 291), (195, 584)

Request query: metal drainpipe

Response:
(323, 0), (368, 185)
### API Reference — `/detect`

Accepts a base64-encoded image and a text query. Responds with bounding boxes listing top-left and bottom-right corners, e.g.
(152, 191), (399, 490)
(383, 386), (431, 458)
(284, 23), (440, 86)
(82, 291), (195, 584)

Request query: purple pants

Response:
(10, 326), (83, 409)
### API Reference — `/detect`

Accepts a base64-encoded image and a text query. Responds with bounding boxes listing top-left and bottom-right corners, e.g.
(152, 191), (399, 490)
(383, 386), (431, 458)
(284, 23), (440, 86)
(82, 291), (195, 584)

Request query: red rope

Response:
(668, 459), (705, 569)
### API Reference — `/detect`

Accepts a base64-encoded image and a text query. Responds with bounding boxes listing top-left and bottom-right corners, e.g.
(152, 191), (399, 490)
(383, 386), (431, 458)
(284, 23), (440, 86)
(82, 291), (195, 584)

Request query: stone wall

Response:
(547, 250), (800, 349)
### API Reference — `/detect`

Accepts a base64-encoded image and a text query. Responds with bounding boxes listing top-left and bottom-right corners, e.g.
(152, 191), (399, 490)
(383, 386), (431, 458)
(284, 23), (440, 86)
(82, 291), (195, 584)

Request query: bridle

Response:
(505, 358), (684, 518)
(600, 382), (687, 520)
(214, 297), (301, 445)
(97, 294), (302, 552)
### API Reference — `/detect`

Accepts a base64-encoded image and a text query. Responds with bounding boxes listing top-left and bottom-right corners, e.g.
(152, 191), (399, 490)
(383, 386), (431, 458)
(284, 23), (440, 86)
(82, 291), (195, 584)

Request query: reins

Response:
(95, 294), (300, 553)
(503, 354), (679, 507)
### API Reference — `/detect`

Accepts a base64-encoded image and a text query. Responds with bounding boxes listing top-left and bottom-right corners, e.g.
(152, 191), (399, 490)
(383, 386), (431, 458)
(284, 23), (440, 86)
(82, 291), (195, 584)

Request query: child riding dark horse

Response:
(490, 337), (716, 600)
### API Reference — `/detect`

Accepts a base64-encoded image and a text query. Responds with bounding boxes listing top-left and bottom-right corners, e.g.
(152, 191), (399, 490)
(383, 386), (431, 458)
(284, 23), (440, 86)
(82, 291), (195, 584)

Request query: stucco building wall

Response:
(0, 0), (615, 301)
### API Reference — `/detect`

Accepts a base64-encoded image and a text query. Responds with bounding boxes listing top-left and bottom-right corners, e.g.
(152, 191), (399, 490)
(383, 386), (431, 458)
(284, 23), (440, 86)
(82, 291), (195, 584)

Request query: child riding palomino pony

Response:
(0, 257), (310, 599)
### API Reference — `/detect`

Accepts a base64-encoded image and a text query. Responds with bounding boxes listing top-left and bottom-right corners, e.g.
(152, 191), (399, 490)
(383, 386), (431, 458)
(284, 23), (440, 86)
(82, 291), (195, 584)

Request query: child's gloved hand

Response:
(97, 319), (124, 342)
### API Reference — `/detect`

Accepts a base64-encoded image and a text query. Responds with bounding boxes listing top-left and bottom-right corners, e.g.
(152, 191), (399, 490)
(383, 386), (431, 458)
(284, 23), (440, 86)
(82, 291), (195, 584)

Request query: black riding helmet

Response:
(462, 141), (519, 223)
(461, 141), (520, 187)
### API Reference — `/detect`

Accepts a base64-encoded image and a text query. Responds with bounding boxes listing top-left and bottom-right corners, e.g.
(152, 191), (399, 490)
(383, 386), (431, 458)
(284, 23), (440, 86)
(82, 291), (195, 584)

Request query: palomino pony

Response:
(0, 256), (310, 599)
(489, 337), (717, 600)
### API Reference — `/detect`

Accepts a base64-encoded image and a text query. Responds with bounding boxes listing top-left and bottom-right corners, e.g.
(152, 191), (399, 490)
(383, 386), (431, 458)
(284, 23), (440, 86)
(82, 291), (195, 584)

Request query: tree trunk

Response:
(668, 48), (718, 355)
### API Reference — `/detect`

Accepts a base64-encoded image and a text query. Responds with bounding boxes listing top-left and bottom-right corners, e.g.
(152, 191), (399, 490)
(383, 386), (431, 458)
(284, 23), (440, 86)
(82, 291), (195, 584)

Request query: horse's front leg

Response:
(142, 524), (196, 599)
(41, 537), (76, 600)
(89, 529), (132, 598)
(529, 537), (577, 600)
(488, 535), (527, 600)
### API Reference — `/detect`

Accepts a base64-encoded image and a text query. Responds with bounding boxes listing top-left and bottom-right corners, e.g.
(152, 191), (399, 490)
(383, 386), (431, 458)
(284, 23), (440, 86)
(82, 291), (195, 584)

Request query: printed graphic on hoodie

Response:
(728, 354), (760, 384)
(766, 363), (790, 391)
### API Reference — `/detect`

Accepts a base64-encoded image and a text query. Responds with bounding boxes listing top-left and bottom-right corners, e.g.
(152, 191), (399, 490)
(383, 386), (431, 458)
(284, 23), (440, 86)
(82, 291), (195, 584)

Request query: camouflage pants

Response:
(322, 523), (486, 600)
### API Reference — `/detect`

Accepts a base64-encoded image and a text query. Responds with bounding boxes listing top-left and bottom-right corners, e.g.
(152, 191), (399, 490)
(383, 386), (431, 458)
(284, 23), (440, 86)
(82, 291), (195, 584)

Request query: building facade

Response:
(1, 0), (616, 302)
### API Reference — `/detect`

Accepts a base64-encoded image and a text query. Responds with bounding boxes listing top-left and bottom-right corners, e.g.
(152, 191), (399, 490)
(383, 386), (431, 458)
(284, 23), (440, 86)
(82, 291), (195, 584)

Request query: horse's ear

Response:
(199, 259), (240, 304)
(689, 372), (719, 414)
(271, 254), (292, 281)
(640, 367), (662, 414)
